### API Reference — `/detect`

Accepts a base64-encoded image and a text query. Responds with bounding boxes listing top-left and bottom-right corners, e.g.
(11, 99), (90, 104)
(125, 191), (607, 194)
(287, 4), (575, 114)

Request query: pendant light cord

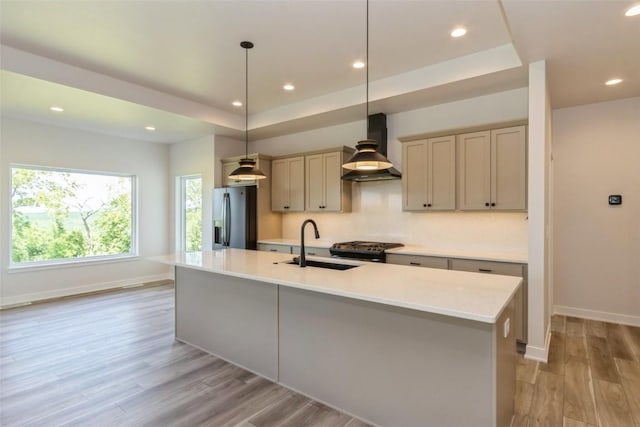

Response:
(366, 0), (369, 133)
(245, 45), (249, 157)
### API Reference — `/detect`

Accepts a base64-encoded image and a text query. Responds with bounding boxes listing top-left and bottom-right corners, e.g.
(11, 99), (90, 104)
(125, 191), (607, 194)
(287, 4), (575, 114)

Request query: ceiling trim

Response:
(250, 43), (523, 132)
(0, 44), (244, 131)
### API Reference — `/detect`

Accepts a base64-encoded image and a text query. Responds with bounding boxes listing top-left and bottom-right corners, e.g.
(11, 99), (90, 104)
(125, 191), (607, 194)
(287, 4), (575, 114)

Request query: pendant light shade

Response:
(342, 139), (393, 170)
(229, 41), (266, 181)
(343, 0), (394, 172)
(228, 158), (266, 180)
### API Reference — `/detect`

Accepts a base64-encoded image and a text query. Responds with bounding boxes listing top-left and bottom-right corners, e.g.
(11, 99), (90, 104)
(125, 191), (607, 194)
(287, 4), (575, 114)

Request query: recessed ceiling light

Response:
(145, 126), (156, 131)
(605, 78), (623, 86)
(352, 61), (365, 69)
(283, 83), (295, 91)
(625, 4), (640, 16)
(50, 106), (64, 112)
(450, 27), (467, 38)
(232, 101), (243, 107)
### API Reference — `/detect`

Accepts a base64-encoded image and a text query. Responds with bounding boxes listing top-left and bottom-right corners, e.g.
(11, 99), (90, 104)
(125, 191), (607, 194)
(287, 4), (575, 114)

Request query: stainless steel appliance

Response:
(213, 186), (257, 250)
(330, 241), (404, 262)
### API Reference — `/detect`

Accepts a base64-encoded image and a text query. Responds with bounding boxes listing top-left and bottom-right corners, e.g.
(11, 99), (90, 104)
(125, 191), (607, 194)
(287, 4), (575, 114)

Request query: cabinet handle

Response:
(308, 252), (316, 256)
(478, 268), (493, 273)
(423, 203), (427, 207)
(409, 262), (422, 266)
(427, 204), (432, 207)
(269, 249), (278, 252)
(491, 203), (496, 207)
(485, 202), (490, 207)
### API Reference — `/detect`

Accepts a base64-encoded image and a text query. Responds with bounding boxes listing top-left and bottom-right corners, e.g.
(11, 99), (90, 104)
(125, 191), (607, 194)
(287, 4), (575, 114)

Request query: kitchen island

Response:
(152, 249), (521, 427)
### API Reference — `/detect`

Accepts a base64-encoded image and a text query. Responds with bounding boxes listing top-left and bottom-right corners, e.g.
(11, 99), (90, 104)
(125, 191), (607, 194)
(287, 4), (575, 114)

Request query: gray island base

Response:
(173, 260), (517, 427)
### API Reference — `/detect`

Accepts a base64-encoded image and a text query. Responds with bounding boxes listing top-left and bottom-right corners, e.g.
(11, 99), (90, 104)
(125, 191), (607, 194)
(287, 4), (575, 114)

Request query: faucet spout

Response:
(299, 219), (320, 268)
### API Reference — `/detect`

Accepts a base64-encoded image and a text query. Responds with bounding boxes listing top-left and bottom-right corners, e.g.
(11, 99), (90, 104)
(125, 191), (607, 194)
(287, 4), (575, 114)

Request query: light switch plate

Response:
(503, 318), (510, 338)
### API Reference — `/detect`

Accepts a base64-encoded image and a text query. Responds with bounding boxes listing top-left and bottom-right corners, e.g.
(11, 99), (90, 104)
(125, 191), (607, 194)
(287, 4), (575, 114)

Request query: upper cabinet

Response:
(457, 125), (527, 210)
(305, 148), (352, 212)
(402, 136), (456, 211)
(271, 156), (305, 212)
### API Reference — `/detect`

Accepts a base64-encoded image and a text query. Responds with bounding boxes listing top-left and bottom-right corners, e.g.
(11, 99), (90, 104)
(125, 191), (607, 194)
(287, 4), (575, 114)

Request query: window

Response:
(11, 165), (136, 266)
(179, 175), (202, 252)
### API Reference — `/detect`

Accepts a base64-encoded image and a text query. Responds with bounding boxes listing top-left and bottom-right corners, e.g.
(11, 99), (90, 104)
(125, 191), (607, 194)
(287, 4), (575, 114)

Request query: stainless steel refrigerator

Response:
(212, 186), (258, 250)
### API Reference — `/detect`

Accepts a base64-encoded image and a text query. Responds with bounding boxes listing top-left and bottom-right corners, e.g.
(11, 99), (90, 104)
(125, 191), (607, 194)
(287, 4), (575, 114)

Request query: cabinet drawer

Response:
(386, 254), (448, 269)
(291, 246), (331, 258)
(449, 259), (523, 277)
(451, 258), (526, 343)
(258, 244), (291, 254)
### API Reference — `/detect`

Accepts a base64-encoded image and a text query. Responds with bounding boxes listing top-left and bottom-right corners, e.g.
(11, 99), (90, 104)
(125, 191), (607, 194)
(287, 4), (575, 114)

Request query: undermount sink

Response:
(285, 257), (359, 271)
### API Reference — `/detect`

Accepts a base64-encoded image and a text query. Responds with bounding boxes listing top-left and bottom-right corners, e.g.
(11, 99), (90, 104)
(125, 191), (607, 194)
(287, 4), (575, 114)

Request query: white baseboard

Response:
(554, 305), (640, 327)
(525, 324), (551, 363)
(0, 273), (174, 308)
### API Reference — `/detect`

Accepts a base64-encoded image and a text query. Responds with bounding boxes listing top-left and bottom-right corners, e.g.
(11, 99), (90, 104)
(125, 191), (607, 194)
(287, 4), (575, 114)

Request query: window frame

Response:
(178, 174), (203, 252)
(8, 163), (138, 271)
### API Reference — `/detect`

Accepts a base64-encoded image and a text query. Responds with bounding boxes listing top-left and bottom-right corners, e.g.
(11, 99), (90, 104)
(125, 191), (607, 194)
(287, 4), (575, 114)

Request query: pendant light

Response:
(229, 41), (267, 181)
(342, 0), (394, 171)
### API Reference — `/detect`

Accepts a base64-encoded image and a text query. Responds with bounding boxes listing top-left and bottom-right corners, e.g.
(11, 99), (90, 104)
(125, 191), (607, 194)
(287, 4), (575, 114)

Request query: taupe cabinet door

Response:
(458, 125), (526, 210)
(402, 136), (456, 211)
(491, 126), (527, 210)
(271, 157), (304, 212)
(306, 152), (343, 212)
(458, 130), (492, 210)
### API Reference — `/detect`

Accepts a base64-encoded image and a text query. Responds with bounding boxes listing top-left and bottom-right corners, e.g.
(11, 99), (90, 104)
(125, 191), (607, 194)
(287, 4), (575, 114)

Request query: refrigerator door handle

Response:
(223, 192), (231, 246)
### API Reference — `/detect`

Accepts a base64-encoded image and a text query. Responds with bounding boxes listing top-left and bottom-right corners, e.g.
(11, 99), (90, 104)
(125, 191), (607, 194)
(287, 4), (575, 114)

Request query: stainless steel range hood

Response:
(341, 113), (401, 182)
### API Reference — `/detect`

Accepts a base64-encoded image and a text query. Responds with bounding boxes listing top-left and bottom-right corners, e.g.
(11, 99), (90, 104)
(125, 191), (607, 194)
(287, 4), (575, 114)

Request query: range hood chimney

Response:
(341, 113), (401, 182)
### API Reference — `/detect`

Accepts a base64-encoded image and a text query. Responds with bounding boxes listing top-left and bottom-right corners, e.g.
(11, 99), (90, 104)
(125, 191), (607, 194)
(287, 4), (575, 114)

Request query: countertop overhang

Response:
(151, 249), (521, 324)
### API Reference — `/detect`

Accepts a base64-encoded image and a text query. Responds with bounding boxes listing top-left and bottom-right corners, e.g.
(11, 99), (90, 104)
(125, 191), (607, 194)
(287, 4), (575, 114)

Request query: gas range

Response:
(329, 241), (404, 263)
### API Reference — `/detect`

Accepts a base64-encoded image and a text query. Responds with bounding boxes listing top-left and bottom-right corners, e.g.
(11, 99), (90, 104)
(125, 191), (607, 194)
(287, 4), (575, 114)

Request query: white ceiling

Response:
(0, 0), (638, 143)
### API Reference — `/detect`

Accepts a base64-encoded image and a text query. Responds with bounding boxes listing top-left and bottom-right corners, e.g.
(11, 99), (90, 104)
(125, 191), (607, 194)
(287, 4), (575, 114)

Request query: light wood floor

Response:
(0, 284), (370, 427)
(514, 315), (640, 426)
(2, 286), (639, 427)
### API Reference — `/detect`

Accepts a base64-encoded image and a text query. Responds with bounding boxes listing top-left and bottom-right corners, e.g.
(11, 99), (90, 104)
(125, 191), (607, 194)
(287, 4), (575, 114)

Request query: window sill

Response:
(7, 254), (140, 274)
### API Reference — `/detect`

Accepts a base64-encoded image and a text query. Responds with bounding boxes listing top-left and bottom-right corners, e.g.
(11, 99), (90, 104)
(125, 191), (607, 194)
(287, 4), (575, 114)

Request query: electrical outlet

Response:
(503, 318), (510, 338)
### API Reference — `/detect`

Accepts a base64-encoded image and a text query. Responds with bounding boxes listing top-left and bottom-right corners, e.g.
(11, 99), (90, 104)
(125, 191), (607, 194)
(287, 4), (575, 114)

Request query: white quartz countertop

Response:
(258, 239), (527, 263)
(151, 249), (521, 324)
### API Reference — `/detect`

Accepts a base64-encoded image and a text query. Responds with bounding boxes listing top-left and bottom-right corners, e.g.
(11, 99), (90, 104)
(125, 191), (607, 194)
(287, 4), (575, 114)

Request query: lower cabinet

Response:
(257, 243), (331, 258)
(257, 243), (291, 254)
(386, 253), (448, 269)
(291, 246), (331, 258)
(387, 254), (527, 343)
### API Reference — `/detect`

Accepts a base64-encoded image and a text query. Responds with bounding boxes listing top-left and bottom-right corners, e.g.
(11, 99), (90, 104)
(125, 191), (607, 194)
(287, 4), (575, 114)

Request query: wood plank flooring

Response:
(0, 284), (369, 427)
(515, 315), (640, 426)
(2, 286), (639, 426)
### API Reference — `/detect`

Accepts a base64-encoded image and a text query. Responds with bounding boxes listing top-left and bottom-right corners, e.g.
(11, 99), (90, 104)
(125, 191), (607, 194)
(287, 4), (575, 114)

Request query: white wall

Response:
(0, 118), (171, 305)
(252, 88), (530, 253)
(526, 60), (552, 361)
(552, 97), (640, 325)
(169, 135), (215, 252)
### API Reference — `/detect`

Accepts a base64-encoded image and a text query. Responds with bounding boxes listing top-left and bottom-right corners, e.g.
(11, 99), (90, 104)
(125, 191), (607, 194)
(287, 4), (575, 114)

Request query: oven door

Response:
(330, 252), (386, 263)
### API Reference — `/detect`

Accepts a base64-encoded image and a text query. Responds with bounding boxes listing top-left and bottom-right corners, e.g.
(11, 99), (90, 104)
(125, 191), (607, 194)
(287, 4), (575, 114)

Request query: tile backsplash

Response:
(282, 180), (528, 254)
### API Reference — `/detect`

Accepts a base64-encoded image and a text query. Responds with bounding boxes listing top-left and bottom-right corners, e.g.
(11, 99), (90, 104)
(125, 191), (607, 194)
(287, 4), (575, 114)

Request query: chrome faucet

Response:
(299, 219), (320, 267)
